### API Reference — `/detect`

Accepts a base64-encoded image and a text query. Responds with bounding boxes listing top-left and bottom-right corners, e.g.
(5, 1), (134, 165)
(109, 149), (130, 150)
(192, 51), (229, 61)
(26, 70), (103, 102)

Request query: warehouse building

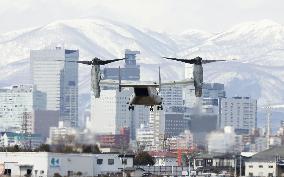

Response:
(0, 152), (134, 176)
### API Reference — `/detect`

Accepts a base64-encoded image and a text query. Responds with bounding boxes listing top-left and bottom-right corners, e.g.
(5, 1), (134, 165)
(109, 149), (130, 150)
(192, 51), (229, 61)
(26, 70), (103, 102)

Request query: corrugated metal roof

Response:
(249, 146), (284, 162)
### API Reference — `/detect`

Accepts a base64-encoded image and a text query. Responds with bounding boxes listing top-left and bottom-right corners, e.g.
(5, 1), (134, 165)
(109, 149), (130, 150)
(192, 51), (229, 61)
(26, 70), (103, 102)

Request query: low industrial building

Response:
(0, 152), (134, 176)
(193, 153), (236, 175)
(0, 132), (43, 149)
(245, 146), (284, 177)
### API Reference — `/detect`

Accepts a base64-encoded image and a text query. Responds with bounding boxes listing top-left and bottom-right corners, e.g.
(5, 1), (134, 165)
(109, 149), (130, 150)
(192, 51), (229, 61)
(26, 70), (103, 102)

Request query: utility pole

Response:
(239, 155), (242, 177)
(234, 155), (237, 177)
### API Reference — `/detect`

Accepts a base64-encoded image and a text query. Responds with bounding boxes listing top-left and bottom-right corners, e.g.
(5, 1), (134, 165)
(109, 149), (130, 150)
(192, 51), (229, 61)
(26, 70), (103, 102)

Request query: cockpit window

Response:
(134, 88), (149, 96)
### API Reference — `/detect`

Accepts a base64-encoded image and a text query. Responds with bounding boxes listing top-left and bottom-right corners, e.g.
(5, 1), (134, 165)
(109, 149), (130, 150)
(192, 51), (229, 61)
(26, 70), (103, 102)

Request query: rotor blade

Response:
(98, 58), (125, 65)
(77, 61), (92, 65)
(162, 57), (195, 64)
(202, 60), (226, 64)
(55, 60), (92, 65)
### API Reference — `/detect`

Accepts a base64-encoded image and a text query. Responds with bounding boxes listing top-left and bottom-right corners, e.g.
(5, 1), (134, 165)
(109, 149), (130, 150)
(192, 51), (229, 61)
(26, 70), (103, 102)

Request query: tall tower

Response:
(103, 49), (140, 80)
(30, 48), (79, 127)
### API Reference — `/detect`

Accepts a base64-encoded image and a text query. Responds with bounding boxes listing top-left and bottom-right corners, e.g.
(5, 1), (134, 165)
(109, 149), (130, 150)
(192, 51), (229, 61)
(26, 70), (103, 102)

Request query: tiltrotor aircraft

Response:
(101, 67), (193, 111)
(59, 57), (125, 98)
(163, 56), (227, 97)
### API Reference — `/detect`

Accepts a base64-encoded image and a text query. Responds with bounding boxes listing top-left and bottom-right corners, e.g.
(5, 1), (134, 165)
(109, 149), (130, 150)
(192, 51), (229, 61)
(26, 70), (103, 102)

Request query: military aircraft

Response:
(101, 67), (193, 111)
(121, 67), (163, 111)
(163, 56), (227, 97)
(58, 57), (125, 98)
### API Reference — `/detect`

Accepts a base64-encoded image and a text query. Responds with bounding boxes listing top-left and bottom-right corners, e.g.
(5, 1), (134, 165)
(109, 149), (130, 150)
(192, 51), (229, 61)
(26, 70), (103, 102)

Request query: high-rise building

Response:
(160, 85), (183, 108)
(184, 83), (226, 109)
(0, 85), (34, 133)
(149, 107), (165, 150)
(103, 49), (140, 80)
(30, 48), (79, 127)
(164, 113), (190, 138)
(91, 88), (149, 136)
(91, 89), (132, 134)
(219, 97), (257, 131)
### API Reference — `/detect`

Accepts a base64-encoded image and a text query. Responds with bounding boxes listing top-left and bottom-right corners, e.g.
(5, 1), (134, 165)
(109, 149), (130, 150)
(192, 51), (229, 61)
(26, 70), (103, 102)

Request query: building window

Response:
(40, 170), (44, 174)
(268, 165), (273, 168)
(249, 165), (253, 168)
(108, 159), (114, 165)
(259, 165), (263, 168)
(97, 159), (103, 165)
(249, 172), (253, 176)
(122, 159), (127, 165)
(268, 173), (273, 177)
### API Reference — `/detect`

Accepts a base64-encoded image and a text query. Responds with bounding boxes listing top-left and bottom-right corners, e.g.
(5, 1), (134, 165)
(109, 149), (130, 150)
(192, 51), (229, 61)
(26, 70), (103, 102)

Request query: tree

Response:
(53, 173), (62, 177)
(134, 151), (155, 166)
(76, 171), (82, 176)
(82, 144), (101, 154)
(35, 144), (50, 152)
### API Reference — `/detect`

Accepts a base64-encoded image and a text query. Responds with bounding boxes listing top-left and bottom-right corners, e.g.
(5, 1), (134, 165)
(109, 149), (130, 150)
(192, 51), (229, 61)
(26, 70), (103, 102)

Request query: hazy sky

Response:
(0, 0), (283, 34)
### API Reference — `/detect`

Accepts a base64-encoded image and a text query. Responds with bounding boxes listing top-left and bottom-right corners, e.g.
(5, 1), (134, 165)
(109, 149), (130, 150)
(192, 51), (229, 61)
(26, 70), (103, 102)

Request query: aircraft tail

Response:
(119, 66), (122, 92)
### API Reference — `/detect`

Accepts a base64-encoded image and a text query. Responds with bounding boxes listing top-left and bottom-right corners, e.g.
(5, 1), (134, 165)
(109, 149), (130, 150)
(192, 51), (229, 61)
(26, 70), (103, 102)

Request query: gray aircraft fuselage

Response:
(128, 87), (162, 106)
(193, 64), (203, 97)
(91, 65), (101, 98)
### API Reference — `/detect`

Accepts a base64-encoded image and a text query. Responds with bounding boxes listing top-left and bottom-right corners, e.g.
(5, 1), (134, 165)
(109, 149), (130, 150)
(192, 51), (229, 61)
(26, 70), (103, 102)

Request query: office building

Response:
(219, 97), (257, 131)
(184, 83), (225, 110)
(0, 85), (34, 133)
(164, 113), (190, 138)
(30, 48), (78, 127)
(149, 107), (165, 150)
(103, 49), (140, 80)
(91, 89), (132, 134)
(48, 121), (77, 145)
(160, 85), (183, 108)
(136, 124), (154, 150)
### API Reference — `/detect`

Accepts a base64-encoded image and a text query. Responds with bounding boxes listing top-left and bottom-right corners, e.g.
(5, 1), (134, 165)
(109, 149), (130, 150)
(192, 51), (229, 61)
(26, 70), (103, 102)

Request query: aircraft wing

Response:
(162, 79), (194, 86)
(100, 80), (159, 87)
(163, 57), (195, 64)
(202, 60), (226, 64)
(56, 60), (92, 65)
(98, 58), (125, 65)
(120, 84), (159, 88)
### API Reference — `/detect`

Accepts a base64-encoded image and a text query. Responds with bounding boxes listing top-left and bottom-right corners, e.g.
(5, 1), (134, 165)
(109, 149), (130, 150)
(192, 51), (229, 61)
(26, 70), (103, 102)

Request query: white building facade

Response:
(0, 85), (34, 133)
(0, 152), (133, 176)
(48, 121), (77, 145)
(219, 97), (257, 131)
(91, 88), (149, 137)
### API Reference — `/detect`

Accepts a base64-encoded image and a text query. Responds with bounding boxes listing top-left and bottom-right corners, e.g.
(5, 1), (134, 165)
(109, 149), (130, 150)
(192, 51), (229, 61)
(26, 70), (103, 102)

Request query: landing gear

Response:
(150, 106), (154, 112)
(157, 105), (163, 110)
(128, 105), (134, 111)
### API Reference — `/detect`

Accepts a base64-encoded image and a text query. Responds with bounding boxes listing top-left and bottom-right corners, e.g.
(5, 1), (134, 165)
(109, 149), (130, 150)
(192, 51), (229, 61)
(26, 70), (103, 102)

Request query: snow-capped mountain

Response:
(179, 20), (284, 105)
(1, 18), (284, 107)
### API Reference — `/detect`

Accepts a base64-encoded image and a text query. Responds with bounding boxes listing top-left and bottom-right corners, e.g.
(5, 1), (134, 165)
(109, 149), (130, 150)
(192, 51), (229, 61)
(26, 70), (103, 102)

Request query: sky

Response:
(0, 0), (284, 34)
